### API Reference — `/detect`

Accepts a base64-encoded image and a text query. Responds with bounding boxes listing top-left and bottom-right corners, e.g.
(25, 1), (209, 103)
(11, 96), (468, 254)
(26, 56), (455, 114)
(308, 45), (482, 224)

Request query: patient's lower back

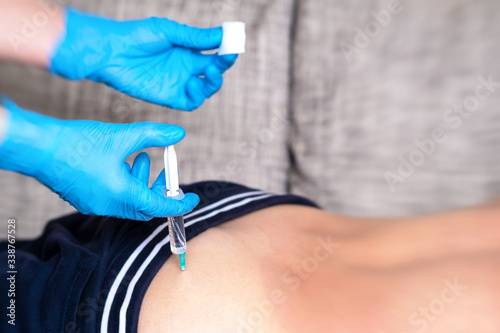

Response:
(139, 205), (500, 333)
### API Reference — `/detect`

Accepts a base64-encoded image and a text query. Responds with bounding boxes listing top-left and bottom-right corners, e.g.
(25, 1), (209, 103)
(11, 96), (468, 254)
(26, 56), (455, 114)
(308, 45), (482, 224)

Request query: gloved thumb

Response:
(163, 19), (222, 50)
(126, 122), (186, 155)
(143, 191), (200, 217)
(150, 169), (200, 216)
(136, 173), (200, 217)
(129, 168), (200, 220)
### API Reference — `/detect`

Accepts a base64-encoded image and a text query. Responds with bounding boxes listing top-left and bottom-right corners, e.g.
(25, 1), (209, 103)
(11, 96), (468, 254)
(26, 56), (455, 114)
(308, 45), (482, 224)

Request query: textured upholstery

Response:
(290, 0), (500, 216)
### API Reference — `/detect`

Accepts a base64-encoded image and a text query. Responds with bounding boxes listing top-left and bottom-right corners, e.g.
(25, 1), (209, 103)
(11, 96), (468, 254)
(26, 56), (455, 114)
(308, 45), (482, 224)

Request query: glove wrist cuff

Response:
(49, 7), (113, 81)
(0, 97), (63, 178)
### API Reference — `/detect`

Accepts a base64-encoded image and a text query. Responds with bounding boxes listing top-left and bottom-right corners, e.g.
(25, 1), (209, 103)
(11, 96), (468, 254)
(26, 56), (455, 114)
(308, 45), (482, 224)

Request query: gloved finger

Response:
(134, 169), (200, 217)
(201, 65), (223, 99)
(192, 53), (239, 76)
(151, 169), (166, 189)
(162, 19), (222, 50)
(185, 77), (206, 111)
(214, 54), (238, 73)
(125, 162), (132, 173)
(126, 122), (186, 155)
(151, 169), (189, 200)
(130, 152), (151, 185)
(139, 190), (200, 217)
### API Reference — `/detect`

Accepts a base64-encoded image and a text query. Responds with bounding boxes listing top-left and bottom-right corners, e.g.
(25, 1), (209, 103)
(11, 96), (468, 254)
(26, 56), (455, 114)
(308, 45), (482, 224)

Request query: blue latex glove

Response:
(49, 8), (238, 111)
(0, 98), (199, 220)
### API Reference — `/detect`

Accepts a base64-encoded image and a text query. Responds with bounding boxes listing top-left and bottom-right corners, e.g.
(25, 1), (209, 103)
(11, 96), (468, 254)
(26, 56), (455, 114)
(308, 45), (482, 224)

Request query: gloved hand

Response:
(0, 97), (199, 220)
(49, 8), (238, 111)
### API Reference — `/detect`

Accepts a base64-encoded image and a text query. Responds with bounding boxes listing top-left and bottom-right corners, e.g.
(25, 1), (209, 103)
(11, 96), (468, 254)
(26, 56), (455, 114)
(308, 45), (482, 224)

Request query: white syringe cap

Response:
(218, 22), (246, 55)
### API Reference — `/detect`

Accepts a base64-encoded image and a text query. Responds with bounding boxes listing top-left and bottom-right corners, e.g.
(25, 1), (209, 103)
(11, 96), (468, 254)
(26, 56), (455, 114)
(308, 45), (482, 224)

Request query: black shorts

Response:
(1, 181), (317, 333)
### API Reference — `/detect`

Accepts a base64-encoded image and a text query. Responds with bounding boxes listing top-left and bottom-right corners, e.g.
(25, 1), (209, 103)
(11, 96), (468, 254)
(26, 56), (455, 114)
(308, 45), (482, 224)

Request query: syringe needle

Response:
(179, 252), (186, 271)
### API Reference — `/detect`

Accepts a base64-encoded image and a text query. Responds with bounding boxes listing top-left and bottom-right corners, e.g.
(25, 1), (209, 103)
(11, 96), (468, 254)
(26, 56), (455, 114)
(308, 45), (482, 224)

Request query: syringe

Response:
(164, 145), (187, 271)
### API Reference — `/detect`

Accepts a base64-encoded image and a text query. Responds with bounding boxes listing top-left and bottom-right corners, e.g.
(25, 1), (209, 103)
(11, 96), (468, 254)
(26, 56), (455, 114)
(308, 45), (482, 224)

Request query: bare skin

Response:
(0, 0), (64, 67)
(139, 201), (500, 333)
(0, 1), (64, 139)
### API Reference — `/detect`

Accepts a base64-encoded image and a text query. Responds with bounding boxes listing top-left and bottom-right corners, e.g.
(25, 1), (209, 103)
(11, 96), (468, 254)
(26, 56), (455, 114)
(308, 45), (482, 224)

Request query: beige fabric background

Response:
(289, 0), (500, 216)
(1, 0), (499, 239)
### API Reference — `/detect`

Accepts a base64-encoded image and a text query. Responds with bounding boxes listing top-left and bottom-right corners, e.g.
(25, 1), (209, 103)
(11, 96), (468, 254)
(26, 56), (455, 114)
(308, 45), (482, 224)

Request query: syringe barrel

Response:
(167, 215), (187, 254)
(163, 188), (187, 254)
